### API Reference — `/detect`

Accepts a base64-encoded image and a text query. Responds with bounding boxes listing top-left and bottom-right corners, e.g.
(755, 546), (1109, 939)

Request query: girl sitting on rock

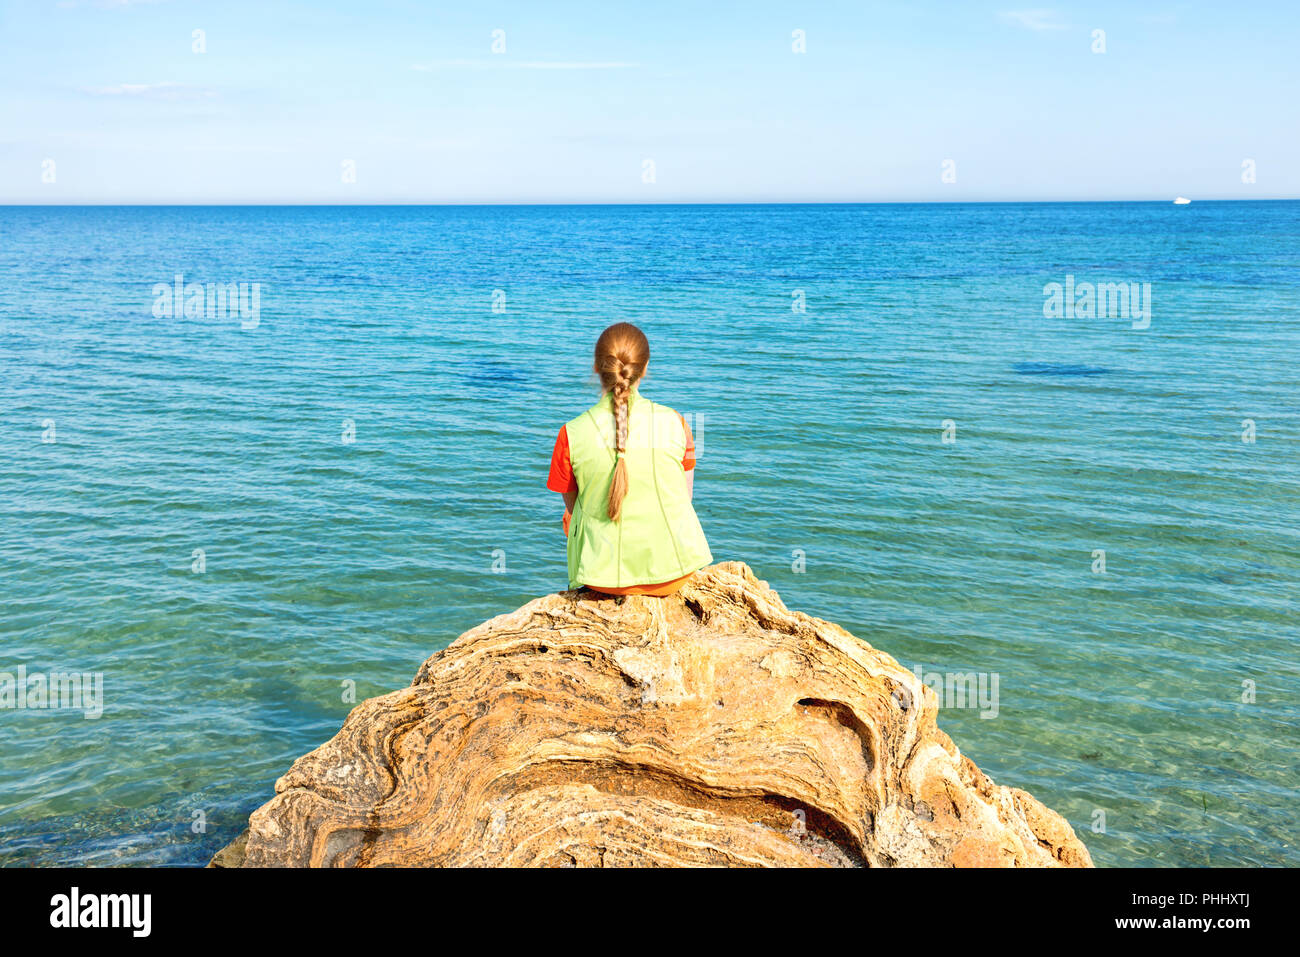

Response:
(546, 322), (712, 596)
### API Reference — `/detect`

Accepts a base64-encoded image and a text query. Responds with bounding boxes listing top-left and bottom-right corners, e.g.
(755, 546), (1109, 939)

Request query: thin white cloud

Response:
(59, 0), (170, 7)
(83, 81), (216, 100)
(998, 9), (1069, 31)
(412, 59), (638, 72)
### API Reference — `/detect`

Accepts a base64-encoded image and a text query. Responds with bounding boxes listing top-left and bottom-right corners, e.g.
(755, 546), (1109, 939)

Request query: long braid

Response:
(607, 362), (632, 520)
(593, 323), (650, 522)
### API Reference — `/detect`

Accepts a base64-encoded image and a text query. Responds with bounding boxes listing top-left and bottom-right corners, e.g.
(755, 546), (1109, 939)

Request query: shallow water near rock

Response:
(1, 202), (1297, 866)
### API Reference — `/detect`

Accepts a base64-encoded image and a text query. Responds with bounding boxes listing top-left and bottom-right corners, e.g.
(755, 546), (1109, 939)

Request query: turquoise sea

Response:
(1, 202), (1296, 867)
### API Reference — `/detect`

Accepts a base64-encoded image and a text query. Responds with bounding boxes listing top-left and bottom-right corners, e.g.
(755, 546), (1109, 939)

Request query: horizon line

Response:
(2, 197), (1296, 208)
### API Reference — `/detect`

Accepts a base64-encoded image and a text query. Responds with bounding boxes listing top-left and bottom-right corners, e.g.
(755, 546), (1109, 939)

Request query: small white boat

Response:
(1173, 196), (1191, 205)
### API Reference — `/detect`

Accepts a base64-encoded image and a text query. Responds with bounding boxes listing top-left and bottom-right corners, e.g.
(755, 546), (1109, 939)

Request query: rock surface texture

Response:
(213, 562), (1092, 868)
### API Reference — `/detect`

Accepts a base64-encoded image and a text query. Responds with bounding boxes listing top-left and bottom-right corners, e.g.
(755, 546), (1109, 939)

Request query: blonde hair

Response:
(593, 322), (650, 521)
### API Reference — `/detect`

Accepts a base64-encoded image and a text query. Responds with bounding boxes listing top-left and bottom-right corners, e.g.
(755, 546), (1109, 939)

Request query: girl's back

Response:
(547, 323), (711, 594)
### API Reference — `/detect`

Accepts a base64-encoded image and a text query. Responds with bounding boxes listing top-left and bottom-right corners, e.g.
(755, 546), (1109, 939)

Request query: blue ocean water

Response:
(0, 202), (1296, 867)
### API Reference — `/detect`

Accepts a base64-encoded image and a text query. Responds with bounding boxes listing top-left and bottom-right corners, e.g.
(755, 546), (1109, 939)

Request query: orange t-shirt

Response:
(547, 411), (697, 596)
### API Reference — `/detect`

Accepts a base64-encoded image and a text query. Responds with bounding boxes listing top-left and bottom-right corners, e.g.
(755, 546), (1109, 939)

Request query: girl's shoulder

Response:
(640, 395), (684, 418)
(650, 400), (689, 428)
(643, 400), (691, 443)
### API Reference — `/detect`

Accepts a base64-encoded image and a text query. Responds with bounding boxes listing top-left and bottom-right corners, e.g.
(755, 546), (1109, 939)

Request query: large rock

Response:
(213, 562), (1092, 867)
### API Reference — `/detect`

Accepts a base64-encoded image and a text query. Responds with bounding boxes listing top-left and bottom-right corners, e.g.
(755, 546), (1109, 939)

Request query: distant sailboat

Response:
(1173, 196), (1191, 205)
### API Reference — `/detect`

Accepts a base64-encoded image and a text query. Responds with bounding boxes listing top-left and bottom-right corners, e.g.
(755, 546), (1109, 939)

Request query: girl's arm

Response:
(560, 489), (577, 537)
(547, 426), (579, 534)
(684, 470), (694, 501)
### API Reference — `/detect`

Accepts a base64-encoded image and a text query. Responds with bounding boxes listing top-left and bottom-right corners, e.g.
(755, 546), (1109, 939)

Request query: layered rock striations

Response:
(212, 562), (1092, 868)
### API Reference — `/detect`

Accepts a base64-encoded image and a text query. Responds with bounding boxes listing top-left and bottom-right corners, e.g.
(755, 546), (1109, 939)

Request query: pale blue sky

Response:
(0, 0), (1295, 203)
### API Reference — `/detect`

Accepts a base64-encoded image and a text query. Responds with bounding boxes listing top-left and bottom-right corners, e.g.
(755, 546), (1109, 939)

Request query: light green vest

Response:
(565, 389), (712, 589)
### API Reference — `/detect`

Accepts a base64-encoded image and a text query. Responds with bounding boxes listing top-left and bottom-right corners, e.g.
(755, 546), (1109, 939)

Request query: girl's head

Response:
(593, 322), (650, 521)
(593, 322), (649, 397)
